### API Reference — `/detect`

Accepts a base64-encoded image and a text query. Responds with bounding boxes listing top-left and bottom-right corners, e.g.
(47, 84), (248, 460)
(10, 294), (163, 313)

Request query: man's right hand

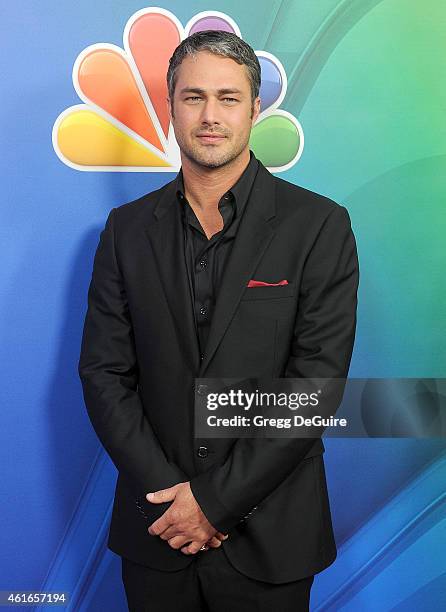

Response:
(146, 482), (228, 554)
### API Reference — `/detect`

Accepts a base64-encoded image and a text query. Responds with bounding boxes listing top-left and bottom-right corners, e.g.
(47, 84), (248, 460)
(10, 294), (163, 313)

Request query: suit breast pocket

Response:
(239, 281), (298, 322)
(241, 282), (296, 301)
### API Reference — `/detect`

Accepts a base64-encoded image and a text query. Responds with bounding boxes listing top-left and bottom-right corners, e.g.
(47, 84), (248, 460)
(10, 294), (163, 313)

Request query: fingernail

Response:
(146, 493), (153, 500)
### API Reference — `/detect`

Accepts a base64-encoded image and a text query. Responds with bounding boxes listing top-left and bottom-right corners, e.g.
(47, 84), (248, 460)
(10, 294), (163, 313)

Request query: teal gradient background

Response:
(1, 1), (445, 610)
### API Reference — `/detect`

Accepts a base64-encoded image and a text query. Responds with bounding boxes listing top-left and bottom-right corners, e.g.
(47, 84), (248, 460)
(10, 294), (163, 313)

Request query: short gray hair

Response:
(167, 30), (261, 104)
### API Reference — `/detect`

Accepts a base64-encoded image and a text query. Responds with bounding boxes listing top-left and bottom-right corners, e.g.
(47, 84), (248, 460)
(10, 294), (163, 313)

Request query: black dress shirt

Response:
(175, 150), (259, 362)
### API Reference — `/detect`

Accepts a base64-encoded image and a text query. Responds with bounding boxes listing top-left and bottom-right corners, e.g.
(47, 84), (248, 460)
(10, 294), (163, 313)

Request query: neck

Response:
(180, 148), (251, 211)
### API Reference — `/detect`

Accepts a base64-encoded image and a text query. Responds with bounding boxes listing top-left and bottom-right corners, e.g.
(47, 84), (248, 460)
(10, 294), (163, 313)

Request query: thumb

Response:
(146, 486), (178, 503)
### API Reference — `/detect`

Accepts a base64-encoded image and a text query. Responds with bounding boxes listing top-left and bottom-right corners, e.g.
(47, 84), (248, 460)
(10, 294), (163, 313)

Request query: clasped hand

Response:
(146, 481), (228, 555)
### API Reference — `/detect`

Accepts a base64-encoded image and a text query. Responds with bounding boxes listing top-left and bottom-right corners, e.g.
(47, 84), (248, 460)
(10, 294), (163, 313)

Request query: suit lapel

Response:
(144, 180), (201, 371)
(199, 163), (276, 375)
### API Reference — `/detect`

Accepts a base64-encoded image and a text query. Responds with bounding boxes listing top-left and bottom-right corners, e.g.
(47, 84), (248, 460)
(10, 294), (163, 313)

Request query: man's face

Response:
(167, 51), (260, 169)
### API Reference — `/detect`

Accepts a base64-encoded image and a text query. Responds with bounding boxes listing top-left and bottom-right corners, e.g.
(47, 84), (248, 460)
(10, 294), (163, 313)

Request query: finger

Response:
(146, 487), (177, 504)
(148, 514), (173, 536)
(214, 532), (229, 541)
(181, 541), (207, 555)
(158, 525), (183, 540)
(167, 536), (191, 550)
(205, 536), (222, 548)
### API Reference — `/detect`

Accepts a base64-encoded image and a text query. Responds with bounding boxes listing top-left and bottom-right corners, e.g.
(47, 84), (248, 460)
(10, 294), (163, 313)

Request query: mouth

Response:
(196, 134), (226, 144)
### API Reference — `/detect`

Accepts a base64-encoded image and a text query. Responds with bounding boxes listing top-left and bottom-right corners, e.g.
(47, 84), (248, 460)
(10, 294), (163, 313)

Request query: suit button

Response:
(197, 446), (208, 458)
(197, 384), (208, 395)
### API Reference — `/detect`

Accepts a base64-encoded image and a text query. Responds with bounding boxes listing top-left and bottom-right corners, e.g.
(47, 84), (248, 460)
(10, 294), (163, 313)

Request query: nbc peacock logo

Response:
(52, 8), (304, 173)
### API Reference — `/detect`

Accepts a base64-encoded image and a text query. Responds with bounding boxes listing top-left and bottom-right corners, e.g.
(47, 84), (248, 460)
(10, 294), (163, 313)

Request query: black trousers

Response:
(121, 545), (314, 611)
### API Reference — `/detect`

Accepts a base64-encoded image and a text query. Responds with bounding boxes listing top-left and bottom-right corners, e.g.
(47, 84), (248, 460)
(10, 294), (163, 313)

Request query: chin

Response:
(189, 147), (245, 169)
(199, 158), (228, 169)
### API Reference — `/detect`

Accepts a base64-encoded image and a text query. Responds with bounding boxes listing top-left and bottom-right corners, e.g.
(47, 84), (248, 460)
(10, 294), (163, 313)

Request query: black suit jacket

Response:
(78, 159), (359, 583)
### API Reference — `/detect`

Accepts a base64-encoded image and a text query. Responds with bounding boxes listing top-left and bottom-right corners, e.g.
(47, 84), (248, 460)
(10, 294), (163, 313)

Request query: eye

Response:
(222, 97), (238, 103)
(185, 96), (202, 102)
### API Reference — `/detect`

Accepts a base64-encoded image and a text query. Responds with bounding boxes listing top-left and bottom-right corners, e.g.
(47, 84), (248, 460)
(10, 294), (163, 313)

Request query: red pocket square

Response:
(247, 279), (289, 287)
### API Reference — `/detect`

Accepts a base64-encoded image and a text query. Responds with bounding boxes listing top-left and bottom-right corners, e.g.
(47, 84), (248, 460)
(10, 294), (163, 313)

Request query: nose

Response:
(200, 97), (220, 126)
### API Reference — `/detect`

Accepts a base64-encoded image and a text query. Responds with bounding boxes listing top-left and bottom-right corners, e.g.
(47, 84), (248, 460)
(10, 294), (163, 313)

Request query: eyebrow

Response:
(179, 87), (243, 95)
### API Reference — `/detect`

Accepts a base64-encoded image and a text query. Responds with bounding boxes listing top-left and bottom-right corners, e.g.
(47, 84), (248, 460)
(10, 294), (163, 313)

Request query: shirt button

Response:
(199, 306), (207, 316)
(199, 259), (207, 268)
(197, 446), (209, 458)
(200, 354), (204, 361)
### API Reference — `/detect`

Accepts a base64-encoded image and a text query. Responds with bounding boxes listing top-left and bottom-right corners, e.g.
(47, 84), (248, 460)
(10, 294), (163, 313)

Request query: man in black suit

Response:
(78, 30), (359, 611)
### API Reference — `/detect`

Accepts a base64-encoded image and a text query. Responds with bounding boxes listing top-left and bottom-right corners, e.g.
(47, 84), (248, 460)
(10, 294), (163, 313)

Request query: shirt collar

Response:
(174, 149), (259, 219)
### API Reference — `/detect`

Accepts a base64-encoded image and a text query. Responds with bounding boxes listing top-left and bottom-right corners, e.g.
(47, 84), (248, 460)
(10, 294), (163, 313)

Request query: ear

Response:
(167, 97), (174, 121)
(251, 96), (261, 124)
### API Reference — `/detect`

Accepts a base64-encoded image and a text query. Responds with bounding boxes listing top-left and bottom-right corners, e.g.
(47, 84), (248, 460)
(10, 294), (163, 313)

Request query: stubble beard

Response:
(177, 131), (249, 170)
